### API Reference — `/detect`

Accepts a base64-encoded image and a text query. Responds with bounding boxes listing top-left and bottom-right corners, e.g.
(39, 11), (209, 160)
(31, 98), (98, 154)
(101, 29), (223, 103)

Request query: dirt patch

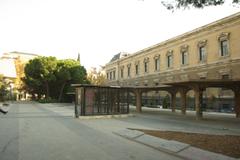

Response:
(136, 129), (240, 158)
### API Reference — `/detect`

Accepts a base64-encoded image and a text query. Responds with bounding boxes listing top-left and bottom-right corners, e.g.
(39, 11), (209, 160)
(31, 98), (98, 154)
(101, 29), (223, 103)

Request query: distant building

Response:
(0, 58), (17, 79)
(0, 51), (39, 100)
(1, 51), (38, 63)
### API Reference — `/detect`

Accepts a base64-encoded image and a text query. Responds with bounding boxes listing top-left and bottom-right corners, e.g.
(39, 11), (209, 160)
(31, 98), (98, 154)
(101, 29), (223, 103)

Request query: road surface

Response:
(0, 102), (182, 160)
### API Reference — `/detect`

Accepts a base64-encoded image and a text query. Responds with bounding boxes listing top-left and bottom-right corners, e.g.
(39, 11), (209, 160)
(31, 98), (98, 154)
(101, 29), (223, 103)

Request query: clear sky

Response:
(0, 0), (239, 70)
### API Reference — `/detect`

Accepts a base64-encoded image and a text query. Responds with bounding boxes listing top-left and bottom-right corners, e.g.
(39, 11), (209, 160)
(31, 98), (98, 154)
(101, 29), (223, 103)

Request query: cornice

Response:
(105, 12), (240, 67)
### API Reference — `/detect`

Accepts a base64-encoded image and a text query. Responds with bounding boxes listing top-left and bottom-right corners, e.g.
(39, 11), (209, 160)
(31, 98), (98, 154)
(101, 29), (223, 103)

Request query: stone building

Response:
(104, 12), (240, 118)
(0, 51), (39, 100)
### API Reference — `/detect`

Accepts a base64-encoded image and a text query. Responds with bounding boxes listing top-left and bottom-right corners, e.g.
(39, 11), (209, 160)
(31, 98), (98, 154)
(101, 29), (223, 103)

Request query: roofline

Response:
(105, 12), (240, 66)
(134, 12), (240, 55)
(71, 84), (132, 89)
(8, 51), (39, 56)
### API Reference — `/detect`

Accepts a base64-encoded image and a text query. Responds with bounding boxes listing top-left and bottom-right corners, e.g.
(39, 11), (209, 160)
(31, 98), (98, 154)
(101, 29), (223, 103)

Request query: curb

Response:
(78, 114), (135, 120)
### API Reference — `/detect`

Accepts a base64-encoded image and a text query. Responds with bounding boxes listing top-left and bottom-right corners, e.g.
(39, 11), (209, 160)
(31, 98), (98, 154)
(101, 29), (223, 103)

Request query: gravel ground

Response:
(137, 129), (240, 158)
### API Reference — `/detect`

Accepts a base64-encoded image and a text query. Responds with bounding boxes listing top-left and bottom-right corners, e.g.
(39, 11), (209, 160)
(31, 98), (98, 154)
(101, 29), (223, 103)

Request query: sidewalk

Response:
(114, 129), (237, 160)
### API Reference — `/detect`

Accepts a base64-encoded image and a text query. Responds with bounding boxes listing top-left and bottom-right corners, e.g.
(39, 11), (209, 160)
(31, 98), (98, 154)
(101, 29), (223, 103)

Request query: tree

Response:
(23, 56), (57, 99)
(39, 56), (57, 99)
(23, 56), (89, 102)
(0, 74), (7, 101)
(161, 0), (239, 10)
(14, 57), (26, 94)
(54, 59), (89, 102)
(87, 67), (106, 85)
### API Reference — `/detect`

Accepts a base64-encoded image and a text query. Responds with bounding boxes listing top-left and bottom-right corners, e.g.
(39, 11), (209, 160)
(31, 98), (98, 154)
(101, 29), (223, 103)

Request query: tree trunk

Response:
(58, 82), (66, 102)
(45, 82), (49, 99)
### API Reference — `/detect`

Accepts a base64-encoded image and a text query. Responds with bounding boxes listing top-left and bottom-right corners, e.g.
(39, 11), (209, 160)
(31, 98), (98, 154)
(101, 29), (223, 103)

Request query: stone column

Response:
(170, 92), (176, 112)
(194, 87), (203, 119)
(135, 90), (142, 113)
(180, 89), (187, 115)
(233, 88), (240, 118)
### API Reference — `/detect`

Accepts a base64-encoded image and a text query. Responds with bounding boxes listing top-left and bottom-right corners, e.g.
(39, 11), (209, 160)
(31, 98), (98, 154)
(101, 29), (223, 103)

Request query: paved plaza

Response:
(0, 102), (240, 160)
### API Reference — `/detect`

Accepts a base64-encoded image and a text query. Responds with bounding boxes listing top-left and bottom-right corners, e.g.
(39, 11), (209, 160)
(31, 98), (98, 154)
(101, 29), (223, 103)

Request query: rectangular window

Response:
(220, 40), (228, 56)
(120, 68), (124, 78)
(127, 67), (131, 77)
(167, 55), (172, 68)
(113, 71), (115, 80)
(222, 74), (229, 80)
(155, 58), (160, 71)
(199, 46), (206, 62)
(107, 73), (109, 80)
(144, 62), (148, 73)
(110, 72), (112, 80)
(181, 51), (187, 65)
(135, 64), (139, 75)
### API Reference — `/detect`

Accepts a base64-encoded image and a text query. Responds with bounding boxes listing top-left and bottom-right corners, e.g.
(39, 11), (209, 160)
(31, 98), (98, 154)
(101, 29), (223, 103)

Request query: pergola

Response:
(163, 79), (240, 118)
(72, 79), (240, 119)
(122, 79), (240, 119)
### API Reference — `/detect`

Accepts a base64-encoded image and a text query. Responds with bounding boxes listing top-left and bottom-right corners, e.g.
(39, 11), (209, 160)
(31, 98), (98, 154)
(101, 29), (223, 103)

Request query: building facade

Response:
(104, 12), (240, 118)
(0, 51), (39, 100)
(105, 12), (240, 87)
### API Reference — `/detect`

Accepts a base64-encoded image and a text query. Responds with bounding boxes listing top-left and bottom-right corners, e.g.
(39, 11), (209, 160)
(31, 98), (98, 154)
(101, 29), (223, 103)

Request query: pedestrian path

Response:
(19, 102), (240, 160)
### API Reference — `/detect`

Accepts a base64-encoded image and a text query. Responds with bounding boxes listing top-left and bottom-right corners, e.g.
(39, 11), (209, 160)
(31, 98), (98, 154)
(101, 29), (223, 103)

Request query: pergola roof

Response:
(72, 79), (240, 92)
(71, 84), (132, 89)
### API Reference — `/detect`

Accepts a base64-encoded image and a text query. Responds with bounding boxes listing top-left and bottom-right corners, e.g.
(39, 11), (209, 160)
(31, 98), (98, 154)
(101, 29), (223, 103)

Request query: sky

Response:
(0, 0), (239, 71)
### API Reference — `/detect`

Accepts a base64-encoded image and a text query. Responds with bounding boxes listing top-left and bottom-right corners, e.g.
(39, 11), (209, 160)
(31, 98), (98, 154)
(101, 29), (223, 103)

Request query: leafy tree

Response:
(39, 56), (57, 99)
(0, 74), (6, 101)
(23, 56), (89, 102)
(161, 0), (239, 10)
(87, 68), (106, 85)
(23, 56), (57, 99)
(14, 57), (26, 93)
(54, 59), (89, 102)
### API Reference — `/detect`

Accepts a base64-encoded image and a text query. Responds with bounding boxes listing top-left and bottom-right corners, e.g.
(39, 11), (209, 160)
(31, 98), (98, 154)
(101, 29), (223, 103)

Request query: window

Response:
(220, 40), (228, 56)
(222, 74), (229, 80)
(199, 46), (206, 62)
(110, 72), (112, 80)
(218, 32), (230, 57)
(113, 71), (115, 80)
(135, 64), (139, 75)
(167, 55), (172, 68)
(144, 61), (148, 73)
(107, 73), (109, 80)
(120, 68), (124, 78)
(181, 51), (187, 65)
(200, 77), (206, 80)
(180, 45), (188, 66)
(127, 66), (131, 77)
(198, 40), (207, 63)
(143, 58), (149, 73)
(155, 58), (160, 71)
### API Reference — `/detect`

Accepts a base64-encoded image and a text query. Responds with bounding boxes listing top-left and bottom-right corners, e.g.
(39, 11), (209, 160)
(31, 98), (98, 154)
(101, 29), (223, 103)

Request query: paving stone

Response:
(178, 146), (236, 160)
(114, 129), (144, 139)
(135, 134), (190, 153)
